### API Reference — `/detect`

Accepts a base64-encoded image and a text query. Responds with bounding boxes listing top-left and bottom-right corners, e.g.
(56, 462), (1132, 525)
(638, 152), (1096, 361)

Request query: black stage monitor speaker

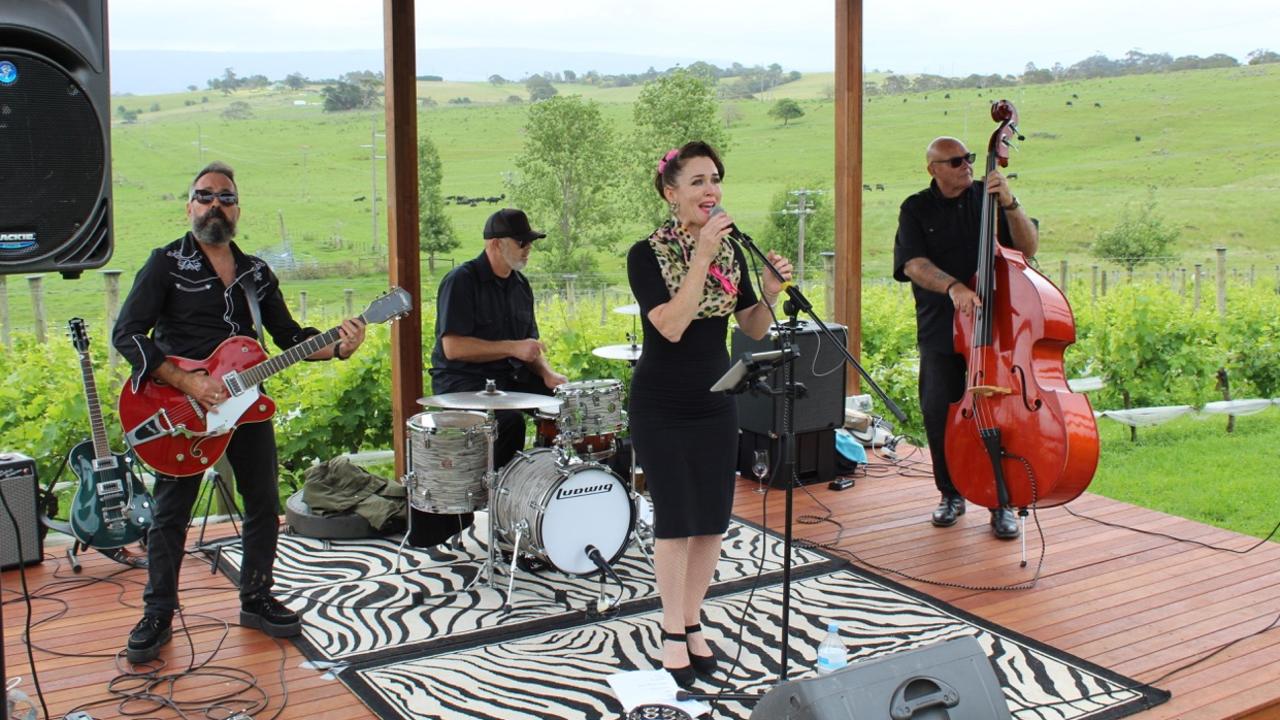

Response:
(732, 320), (847, 436)
(749, 636), (1011, 720)
(0, 452), (43, 570)
(0, 0), (113, 278)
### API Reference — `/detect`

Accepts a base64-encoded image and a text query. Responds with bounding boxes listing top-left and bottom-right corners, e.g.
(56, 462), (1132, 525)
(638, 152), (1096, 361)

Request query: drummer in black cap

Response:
(419, 208), (568, 546)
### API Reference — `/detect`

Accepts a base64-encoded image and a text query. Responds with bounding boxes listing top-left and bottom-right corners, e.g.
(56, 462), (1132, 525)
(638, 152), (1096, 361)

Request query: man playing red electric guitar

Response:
(112, 161), (366, 663)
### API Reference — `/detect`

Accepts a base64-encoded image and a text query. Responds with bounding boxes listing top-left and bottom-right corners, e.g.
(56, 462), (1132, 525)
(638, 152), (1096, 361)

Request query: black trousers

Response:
(918, 350), (967, 499)
(142, 420), (281, 614)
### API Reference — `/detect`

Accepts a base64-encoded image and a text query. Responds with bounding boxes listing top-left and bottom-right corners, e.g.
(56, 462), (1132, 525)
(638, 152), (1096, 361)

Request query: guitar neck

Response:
(77, 350), (112, 461)
(236, 319), (358, 388)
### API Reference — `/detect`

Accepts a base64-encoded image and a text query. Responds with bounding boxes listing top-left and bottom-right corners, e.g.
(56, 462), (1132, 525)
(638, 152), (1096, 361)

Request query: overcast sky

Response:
(108, 0), (1280, 77)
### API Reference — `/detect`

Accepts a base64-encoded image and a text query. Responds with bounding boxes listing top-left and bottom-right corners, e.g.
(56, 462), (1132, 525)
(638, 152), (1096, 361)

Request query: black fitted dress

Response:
(627, 240), (757, 539)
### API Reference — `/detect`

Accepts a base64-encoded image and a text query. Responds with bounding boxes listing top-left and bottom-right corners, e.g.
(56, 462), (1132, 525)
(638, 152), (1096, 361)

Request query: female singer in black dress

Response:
(627, 141), (793, 686)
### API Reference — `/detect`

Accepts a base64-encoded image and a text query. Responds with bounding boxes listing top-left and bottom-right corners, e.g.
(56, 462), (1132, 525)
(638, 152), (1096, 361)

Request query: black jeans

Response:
(142, 420), (282, 614)
(918, 350), (967, 499)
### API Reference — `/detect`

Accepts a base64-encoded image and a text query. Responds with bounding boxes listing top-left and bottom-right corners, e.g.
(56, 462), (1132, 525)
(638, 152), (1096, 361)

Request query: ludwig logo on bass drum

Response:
(556, 482), (614, 500)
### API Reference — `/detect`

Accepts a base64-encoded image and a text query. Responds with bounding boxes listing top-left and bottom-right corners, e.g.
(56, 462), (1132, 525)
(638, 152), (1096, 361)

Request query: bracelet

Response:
(1002, 195), (1020, 211)
(945, 280), (961, 296)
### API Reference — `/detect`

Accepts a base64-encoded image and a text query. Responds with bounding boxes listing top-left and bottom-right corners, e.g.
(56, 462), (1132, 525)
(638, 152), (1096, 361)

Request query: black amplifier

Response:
(731, 320), (848, 436)
(0, 452), (43, 569)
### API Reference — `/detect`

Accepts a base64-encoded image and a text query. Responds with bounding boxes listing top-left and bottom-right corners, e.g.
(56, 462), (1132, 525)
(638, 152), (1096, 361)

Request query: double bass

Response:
(945, 100), (1099, 512)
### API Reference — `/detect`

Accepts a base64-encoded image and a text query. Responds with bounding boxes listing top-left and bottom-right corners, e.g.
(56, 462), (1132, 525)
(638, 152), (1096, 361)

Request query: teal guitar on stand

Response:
(67, 318), (153, 552)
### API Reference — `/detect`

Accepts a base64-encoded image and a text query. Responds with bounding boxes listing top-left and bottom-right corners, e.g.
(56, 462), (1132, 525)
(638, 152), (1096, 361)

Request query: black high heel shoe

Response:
(685, 623), (717, 675)
(661, 630), (697, 688)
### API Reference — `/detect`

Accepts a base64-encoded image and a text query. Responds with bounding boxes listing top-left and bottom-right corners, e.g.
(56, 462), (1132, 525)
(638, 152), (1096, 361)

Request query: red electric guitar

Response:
(118, 287), (411, 477)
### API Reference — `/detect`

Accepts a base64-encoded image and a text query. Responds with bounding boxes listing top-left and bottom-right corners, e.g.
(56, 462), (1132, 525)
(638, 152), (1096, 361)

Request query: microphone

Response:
(584, 544), (622, 587)
(708, 204), (748, 243)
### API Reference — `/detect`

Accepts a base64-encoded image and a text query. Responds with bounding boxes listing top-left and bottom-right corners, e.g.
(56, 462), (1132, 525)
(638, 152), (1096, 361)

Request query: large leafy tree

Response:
(509, 96), (623, 277)
(1091, 198), (1179, 272)
(768, 98), (805, 126)
(417, 135), (458, 275)
(629, 69), (729, 227)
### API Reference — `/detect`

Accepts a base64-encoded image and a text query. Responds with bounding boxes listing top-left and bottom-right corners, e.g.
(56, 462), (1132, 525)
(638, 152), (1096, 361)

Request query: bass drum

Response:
(494, 449), (633, 575)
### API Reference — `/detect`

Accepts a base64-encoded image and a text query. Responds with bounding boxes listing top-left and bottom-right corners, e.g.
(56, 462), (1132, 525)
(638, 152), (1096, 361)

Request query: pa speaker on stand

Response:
(0, 0), (113, 278)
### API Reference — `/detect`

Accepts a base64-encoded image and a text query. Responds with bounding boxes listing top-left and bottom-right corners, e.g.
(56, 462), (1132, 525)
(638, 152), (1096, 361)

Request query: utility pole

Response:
(360, 117), (386, 253)
(779, 188), (823, 289)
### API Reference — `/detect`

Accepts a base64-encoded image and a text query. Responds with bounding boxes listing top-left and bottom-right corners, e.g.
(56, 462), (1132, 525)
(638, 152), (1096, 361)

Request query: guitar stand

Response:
(193, 469), (243, 573)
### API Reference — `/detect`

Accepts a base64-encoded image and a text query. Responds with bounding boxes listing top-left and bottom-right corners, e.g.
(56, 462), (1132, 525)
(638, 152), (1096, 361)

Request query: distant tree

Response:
(447, 97), (472, 104)
(686, 61), (720, 81)
(221, 101), (253, 120)
(417, 135), (458, 274)
(881, 74), (910, 93)
(768, 98), (804, 126)
(761, 184), (834, 271)
(1248, 48), (1280, 65)
(210, 66), (239, 95)
(149, 102), (161, 112)
(509, 95), (623, 276)
(488, 74), (508, 85)
(1022, 63), (1055, 84)
(562, 69), (576, 83)
(628, 68), (730, 226)
(321, 81), (378, 112)
(283, 72), (307, 89)
(506, 95), (524, 104)
(186, 84), (197, 92)
(526, 74), (557, 102)
(241, 74), (270, 89)
(1091, 197), (1179, 272)
(119, 108), (139, 124)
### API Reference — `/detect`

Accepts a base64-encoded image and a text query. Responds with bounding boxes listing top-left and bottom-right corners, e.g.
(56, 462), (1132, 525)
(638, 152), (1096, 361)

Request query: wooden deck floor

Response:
(5, 450), (1279, 719)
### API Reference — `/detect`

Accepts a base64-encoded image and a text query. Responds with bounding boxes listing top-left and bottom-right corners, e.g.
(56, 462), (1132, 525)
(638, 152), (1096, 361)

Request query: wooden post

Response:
(1216, 368), (1235, 434)
(821, 251), (835, 316)
(103, 270), (123, 367)
(1179, 267), (1186, 296)
(299, 290), (308, 324)
(563, 274), (577, 314)
(1215, 246), (1227, 318)
(344, 288), (354, 318)
(27, 275), (46, 344)
(1090, 264), (1098, 303)
(1249, 264), (1255, 286)
(1193, 264), (1202, 311)
(0, 275), (9, 348)
(600, 284), (608, 326)
(1100, 268), (1108, 297)
(834, 0), (864, 393)
(1059, 259), (1068, 294)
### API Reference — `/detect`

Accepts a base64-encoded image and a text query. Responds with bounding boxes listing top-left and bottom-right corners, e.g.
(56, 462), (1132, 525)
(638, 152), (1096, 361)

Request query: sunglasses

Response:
(511, 237), (535, 249)
(191, 189), (239, 206)
(932, 153), (976, 169)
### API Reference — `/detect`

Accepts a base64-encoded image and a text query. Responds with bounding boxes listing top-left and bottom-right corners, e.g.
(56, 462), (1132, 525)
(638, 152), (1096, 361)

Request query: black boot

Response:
(990, 507), (1019, 539)
(930, 495), (966, 527)
(240, 595), (302, 637)
(126, 612), (173, 663)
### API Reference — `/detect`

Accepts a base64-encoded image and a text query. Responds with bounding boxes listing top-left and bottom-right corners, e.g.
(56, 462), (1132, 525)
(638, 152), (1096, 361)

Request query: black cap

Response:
(483, 208), (545, 244)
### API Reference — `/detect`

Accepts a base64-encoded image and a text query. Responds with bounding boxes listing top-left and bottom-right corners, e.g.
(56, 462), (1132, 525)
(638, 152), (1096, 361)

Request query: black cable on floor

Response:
(0, 477), (51, 720)
(1064, 504), (1280, 552)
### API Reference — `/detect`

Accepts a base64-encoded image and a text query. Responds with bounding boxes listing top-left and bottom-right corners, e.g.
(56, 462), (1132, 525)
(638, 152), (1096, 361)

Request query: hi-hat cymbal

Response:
(612, 303), (641, 316)
(593, 343), (643, 361)
(418, 389), (559, 411)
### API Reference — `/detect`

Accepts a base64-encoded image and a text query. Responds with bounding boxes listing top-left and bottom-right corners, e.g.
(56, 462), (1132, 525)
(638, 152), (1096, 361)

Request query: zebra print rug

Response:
(215, 513), (837, 665)
(346, 568), (1169, 720)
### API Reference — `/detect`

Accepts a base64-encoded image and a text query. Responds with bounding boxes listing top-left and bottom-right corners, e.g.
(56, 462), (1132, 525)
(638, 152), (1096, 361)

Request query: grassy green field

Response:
(5, 63), (1273, 334)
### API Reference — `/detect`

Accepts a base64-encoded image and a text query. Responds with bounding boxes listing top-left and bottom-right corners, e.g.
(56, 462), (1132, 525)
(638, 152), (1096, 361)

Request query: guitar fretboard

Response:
(236, 320), (359, 388)
(77, 351), (112, 462)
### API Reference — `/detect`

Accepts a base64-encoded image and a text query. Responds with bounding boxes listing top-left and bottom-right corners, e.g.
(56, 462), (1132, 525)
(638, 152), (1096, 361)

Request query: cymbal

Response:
(593, 343), (643, 361)
(417, 389), (559, 411)
(612, 303), (641, 316)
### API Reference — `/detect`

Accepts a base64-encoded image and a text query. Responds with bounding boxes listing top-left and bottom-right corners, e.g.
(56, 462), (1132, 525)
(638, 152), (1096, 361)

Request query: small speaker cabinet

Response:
(732, 320), (848, 436)
(0, 452), (43, 569)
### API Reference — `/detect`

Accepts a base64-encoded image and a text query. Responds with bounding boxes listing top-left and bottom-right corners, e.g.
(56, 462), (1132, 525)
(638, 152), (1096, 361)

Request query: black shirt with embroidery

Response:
(893, 180), (1016, 354)
(428, 251), (539, 394)
(112, 233), (320, 389)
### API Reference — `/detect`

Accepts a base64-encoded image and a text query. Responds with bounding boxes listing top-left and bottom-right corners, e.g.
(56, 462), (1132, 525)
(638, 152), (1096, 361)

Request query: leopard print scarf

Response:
(646, 220), (741, 319)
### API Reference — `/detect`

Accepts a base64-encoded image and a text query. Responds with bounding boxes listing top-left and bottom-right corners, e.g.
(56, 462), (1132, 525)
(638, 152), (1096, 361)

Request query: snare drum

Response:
(406, 411), (491, 514)
(554, 379), (626, 460)
(494, 448), (634, 575)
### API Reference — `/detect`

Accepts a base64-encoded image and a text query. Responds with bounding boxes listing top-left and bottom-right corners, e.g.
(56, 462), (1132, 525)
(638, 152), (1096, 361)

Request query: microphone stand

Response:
(681, 230), (905, 706)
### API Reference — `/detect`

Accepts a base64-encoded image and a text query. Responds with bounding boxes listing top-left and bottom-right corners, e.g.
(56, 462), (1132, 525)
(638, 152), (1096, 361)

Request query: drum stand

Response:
(627, 441), (655, 569)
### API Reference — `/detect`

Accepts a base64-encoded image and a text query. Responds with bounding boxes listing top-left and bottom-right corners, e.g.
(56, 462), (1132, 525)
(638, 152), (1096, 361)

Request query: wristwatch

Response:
(1002, 196), (1020, 211)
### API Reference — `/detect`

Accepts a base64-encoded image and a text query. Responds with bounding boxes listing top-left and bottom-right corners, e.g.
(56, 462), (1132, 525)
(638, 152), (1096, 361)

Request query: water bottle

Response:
(815, 622), (848, 675)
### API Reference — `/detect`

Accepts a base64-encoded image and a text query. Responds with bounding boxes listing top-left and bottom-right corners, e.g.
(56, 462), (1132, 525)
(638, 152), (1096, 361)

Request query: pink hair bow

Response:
(657, 148), (679, 174)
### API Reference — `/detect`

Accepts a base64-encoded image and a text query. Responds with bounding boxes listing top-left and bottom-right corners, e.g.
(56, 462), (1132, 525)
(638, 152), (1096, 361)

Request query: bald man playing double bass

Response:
(893, 136), (1039, 540)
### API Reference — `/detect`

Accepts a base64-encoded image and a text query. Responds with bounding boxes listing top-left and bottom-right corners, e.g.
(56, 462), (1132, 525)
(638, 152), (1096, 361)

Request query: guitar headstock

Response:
(361, 287), (413, 324)
(68, 317), (90, 353)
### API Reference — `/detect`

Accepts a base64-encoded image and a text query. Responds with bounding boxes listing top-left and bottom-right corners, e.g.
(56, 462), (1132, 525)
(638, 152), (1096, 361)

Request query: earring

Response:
(669, 201), (679, 216)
